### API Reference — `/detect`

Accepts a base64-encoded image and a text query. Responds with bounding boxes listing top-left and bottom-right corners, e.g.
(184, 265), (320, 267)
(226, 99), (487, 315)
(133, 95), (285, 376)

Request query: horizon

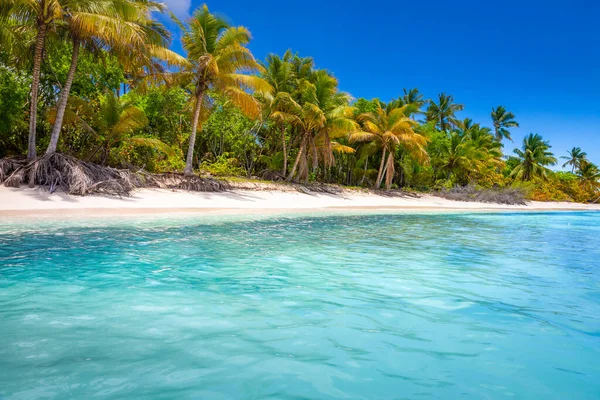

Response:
(158, 0), (600, 168)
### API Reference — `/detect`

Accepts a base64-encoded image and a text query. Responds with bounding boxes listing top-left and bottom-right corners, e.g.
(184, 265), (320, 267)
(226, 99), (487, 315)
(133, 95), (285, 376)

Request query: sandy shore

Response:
(1, 186), (599, 217)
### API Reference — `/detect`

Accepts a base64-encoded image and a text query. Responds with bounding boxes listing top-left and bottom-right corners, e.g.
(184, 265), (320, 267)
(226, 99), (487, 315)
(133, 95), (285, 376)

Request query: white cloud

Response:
(162, 0), (191, 18)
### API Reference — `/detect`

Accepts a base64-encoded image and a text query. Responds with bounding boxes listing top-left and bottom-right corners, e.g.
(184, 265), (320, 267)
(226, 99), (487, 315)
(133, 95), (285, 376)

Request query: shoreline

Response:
(1, 186), (599, 218)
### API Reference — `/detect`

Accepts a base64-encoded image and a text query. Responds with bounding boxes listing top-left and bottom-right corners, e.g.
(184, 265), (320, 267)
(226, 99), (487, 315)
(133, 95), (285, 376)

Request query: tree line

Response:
(1, 1), (598, 201)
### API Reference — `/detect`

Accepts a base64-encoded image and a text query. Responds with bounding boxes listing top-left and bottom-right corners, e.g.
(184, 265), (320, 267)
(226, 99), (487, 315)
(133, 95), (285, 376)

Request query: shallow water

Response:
(0, 212), (599, 399)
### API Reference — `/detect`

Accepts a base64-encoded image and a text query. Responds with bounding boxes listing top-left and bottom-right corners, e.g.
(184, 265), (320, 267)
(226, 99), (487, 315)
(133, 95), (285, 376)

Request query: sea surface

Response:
(0, 211), (599, 399)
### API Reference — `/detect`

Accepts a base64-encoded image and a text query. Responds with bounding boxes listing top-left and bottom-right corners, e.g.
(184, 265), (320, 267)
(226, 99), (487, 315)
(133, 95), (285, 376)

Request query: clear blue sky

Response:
(160, 0), (600, 167)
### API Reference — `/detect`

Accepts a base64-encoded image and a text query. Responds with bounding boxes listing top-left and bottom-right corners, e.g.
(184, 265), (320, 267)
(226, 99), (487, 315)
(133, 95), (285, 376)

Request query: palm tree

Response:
(511, 133), (557, 181)
(4, 0), (62, 159)
(350, 100), (428, 189)
(46, 0), (185, 155)
(171, 4), (270, 175)
(259, 52), (301, 177)
(455, 118), (503, 182)
(89, 91), (172, 165)
(561, 147), (587, 172)
(576, 160), (600, 192)
(425, 93), (464, 132)
(491, 105), (519, 142)
(285, 69), (355, 182)
(440, 131), (476, 183)
(401, 88), (425, 117)
(307, 70), (355, 175)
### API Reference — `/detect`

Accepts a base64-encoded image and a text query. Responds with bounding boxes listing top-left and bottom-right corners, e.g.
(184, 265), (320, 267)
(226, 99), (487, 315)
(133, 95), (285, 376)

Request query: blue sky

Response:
(160, 0), (599, 167)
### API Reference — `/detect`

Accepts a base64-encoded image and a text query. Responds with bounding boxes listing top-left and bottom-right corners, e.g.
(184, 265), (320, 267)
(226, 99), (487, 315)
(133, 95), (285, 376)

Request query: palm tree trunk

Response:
(46, 38), (81, 155)
(184, 92), (204, 176)
(375, 146), (387, 189)
(384, 152), (395, 190)
(360, 156), (368, 186)
(28, 23), (48, 159)
(287, 135), (305, 182)
(281, 125), (287, 178)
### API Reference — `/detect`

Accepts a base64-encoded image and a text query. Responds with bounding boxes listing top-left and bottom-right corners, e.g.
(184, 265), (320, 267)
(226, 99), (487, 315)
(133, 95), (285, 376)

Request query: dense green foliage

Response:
(1, 1), (598, 202)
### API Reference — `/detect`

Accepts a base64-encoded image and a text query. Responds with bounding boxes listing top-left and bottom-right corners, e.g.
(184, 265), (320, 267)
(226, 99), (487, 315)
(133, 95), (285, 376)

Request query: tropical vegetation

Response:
(0, 2), (598, 203)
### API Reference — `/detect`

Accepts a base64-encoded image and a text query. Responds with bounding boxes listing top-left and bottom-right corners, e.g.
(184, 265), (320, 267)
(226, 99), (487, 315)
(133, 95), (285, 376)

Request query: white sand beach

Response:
(1, 185), (599, 217)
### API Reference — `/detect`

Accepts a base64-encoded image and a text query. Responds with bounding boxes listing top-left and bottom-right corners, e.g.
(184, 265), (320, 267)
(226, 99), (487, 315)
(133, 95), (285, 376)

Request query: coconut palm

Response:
(401, 88), (425, 117)
(350, 100), (428, 189)
(261, 92), (302, 178)
(171, 4), (270, 175)
(307, 70), (355, 174)
(89, 91), (172, 165)
(511, 133), (557, 181)
(425, 93), (464, 132)
(285, 69), (355, 182)
(440, 130), (476, 183)
(259, 52), (301, 177)
(561, 147), (587, 173)
(576, 160), (600, 192)
(46, 0), (185, 155)
(491, 105), (519, 142)
(3, 0), (63, 158)
(455, 118), (503, 182)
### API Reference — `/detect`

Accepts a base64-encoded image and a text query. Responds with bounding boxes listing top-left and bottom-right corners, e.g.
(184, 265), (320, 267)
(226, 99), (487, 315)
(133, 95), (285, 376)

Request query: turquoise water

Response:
(1, 212), (599, 399)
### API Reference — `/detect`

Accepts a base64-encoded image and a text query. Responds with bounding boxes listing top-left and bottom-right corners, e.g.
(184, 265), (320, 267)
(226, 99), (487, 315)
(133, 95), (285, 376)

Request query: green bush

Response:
(200, 153), (245, 176)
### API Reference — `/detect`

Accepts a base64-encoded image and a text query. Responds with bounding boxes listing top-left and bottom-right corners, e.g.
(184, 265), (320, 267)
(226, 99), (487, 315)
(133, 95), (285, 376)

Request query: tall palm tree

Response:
(425, 93), (464, 132)
(511, 133), (557, 181)
(491, 105), (519, 142)
(350, 100), (428, 189)
(4, 0), (64, 158)
(46, 0), (185, 155)
(307, 70), (355, 174)
(171, 4), (270, 175)
(285, 69), (355, 182)
(259, 52), (301, 177)
(561, 147), (587, 172)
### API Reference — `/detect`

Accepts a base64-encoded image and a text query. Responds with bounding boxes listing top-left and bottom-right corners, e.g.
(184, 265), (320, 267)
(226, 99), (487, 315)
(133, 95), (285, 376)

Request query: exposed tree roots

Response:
(0, 156), (27, 183)
(1, 153), (228, 196)
(144, 173), (229, 192)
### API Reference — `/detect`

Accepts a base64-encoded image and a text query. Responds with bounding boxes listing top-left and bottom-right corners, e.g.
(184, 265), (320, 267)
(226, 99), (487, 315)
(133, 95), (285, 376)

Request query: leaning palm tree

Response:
(511, 133), (557, 181)
(45, 0), (186, 155)
(561, 147), (587, 173)
(350, 100), (428, 189)
(425, 93), (464, 132)
(171, 4), (271, 175)
(491, 105), (519, 142)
